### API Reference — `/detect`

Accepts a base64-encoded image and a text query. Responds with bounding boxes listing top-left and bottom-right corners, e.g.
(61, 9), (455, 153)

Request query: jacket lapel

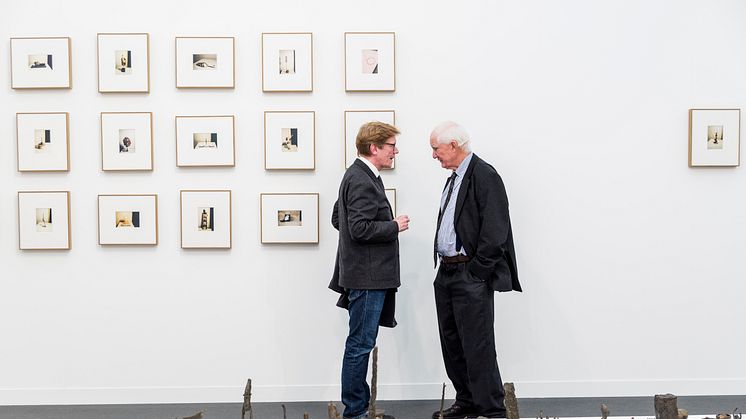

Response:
(453, 154), (479, 223)
(354, 158), (392, 215)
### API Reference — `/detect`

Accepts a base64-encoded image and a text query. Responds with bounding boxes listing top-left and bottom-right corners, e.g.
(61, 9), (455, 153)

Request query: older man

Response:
(330, 121), (410, 419)
(429, 121), (521, 419)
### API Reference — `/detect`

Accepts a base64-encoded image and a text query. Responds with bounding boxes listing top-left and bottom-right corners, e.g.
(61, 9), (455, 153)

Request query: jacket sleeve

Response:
(345, 179), (398, 243)
(331, 200), (339, 231)
(468, 169), (510, 280)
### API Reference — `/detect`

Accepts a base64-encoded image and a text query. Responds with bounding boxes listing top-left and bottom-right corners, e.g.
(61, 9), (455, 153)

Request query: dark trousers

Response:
(434, 263), (506, 417)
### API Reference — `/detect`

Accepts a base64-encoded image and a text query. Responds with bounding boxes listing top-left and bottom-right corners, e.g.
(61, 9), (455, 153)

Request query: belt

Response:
(440, 254), (471, 264)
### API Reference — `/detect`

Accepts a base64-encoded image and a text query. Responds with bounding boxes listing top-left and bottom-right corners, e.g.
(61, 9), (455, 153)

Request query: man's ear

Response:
(369, 143), (379, 155)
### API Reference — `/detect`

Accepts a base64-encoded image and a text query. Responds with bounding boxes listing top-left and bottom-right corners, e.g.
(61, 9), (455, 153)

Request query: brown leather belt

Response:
(440, 254), (471, 264)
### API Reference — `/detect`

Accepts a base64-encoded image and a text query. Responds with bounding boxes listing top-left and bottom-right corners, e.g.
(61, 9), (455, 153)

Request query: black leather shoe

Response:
(432, 404), (477, 419)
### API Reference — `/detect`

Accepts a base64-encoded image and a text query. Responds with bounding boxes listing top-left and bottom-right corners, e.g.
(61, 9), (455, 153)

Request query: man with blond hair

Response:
(429, 121), (521, 419)
(330, 121), (410, 419)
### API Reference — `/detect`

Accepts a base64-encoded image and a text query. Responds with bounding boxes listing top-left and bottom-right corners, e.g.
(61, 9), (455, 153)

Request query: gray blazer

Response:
(330, 159), (400, 291)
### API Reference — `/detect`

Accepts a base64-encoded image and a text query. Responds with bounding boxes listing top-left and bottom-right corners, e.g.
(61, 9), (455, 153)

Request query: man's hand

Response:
(394, 215), (410, 232)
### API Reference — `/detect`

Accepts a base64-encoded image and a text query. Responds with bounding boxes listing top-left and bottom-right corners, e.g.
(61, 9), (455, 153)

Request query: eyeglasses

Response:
(382, 142), (397, 149)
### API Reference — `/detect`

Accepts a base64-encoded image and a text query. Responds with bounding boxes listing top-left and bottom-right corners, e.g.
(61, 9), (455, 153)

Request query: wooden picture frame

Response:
(10, 37), (72, 89)
(97, 33), (150, 93)
(16, 112), (70, 172)
(175, 115), (236, 167)
(344, 110), (396, 168)
(98, 194), (158, 245)
(344, 32), (395, 92)
(100, 112), (154, 171)
(260, 193), (319, 244)
(688, 108), (740, 167)
(18, 191), (71, 250)
(261, 32), (313, 92)
(180, 190), (232, 249)
(385, 188), (397, 216)
(264, 111), (315, 170)
(175, 36), (235, 88)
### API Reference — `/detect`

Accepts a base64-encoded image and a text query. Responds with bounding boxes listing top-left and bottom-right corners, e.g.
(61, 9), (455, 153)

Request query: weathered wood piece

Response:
(504, 382), (519, 419)
(242, 378), (253, 419)
(601, 403), (610, 419)
(654, 393), (678, 419)
(369, 346), (379, 419)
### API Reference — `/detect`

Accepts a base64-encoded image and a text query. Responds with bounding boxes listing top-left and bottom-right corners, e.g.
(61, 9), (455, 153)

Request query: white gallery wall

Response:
(1, 0), (745, 406)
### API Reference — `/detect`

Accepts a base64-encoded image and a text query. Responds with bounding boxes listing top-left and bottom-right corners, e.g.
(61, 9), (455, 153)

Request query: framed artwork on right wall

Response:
(344, 32), (395, 92)
(688, 108), (740, 167)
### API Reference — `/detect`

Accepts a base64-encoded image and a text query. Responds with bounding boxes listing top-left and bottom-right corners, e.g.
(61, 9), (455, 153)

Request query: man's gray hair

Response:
(431, 121), (471, 152)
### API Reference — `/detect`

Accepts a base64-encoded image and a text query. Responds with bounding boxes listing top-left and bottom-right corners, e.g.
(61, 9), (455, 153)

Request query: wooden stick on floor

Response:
(241, 378), (253, 419)
(369, 346), (379, 419)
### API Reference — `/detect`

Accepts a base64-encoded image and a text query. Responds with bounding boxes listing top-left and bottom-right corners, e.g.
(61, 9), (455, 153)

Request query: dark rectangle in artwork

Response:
(209, 207), (214, 230)
(45, 129), (51, 143)
(49, 208), (53, 223)
(47, 54), (53, 70)
(132, 212), (140, 228)
(211, 133), (218, 147)
(127, 50), (132, 68)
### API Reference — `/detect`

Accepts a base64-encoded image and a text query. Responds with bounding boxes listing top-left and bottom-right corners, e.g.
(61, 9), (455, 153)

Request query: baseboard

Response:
(1, 379), (744, 406)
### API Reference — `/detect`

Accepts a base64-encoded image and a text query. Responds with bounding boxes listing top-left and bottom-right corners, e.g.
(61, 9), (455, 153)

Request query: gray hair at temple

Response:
(430, 121), (471, 152)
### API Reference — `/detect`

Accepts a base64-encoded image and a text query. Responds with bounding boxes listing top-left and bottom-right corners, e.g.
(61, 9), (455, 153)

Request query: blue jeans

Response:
(341, 289), (386, 419)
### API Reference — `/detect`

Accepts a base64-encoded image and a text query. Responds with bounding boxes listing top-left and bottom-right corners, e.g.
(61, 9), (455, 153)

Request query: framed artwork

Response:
(16, 112), (70, 172)
(689, 109), (740, 167)
(98, 194), (158, 245)
(180, 190), (232, 249)
(261, 32), (313, 92)
(18, 191), (71, 250)
(10, 37), (72, 89)
(344, 32), (395, 92)
(176, 115), (235, 167)
(100, 112), (153, 171)
(175, 37), (235, 88)
(344, 110), (396, 168)
(260, 193), (319, 244)
(97, 33), (150, 93)
(385, 188), (397, 216)
(264, 111), (315, 170)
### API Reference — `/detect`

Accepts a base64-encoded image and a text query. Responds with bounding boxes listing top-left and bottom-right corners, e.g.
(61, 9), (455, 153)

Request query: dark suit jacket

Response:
(329, 159), (400, 327)
(436, 154), (522, 293)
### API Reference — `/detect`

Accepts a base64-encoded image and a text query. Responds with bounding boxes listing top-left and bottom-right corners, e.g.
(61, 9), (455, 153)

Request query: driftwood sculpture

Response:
(601, 404), (610, 419)
(654, 394), (678, 419)
(504, 382), (519, 419)
(242, 379), (253, 419)
(438, 383), (446, 419)
(327, 401), (342, 419)
(369, 346), (378, 419)
(281, 404), (287, 419)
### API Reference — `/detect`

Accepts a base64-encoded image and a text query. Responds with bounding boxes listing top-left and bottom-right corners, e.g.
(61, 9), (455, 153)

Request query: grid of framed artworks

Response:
(10, 33), (397, 91)
(12, 32), (399, 249)
(16, 191), (326, 249)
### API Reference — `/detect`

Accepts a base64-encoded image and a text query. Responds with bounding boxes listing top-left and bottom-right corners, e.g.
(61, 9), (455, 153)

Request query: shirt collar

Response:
(358, 156), (381, 178)
(454, 152), (473, 178)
